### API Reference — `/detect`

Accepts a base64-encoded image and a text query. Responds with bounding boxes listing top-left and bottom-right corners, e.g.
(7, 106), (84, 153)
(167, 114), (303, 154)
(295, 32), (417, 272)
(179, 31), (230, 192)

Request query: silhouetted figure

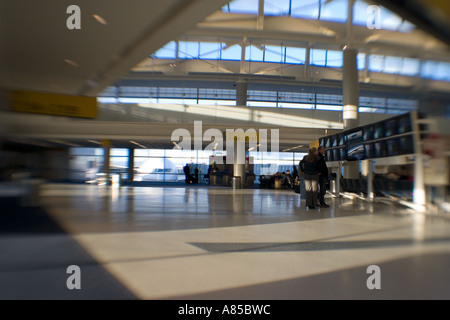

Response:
(317, 146), (330, 208)
(193, 167), (199, 184)
(300, 147), (320, 209)
(183, 164), (191, 184)
(292, 166), (298, 179)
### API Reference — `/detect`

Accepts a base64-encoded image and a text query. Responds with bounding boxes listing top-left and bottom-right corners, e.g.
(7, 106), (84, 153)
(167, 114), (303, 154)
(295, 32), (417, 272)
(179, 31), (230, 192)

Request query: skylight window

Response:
(291, 0), (321, 20)
(199, 42), (222, 60)
(264, 0), (291, 16)
(285, 47), (306, 64)
(325, 50), (343, 68)
(245, 45), (264, 62)
(264, 45), (285, 63)
(152, 41), (176, 59)
(222, 0), (259, 14)
(310, 49), (326, 66)
(178, 41), (199, 59)
(318, 0), (348, 23)
(221, 44), (242, 61)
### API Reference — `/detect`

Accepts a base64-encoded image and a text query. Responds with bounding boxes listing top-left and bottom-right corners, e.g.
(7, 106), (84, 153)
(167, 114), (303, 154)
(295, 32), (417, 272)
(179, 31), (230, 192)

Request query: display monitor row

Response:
(324, 135), (415, 161)
(319, 112), (416, 162)
(320, 113), (413, 150)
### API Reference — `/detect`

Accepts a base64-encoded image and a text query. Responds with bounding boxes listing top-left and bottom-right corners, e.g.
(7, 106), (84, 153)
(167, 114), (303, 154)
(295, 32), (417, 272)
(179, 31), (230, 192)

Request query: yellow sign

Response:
(309, 140), (319, 149)
(10, 90), (97, 119)
(101, 139), (111, 147)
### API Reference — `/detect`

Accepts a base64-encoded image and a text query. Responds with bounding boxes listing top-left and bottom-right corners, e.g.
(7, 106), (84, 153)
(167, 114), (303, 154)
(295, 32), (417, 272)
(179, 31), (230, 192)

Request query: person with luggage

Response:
(299, 147), (320, 209)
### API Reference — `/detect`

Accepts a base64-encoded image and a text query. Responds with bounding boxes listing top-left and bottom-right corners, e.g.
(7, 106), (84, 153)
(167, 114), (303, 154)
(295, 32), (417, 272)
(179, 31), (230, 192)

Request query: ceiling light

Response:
(87, 140), (102, 145)
(130, 141), (147, 149)
(12, 138), (50, 148)
(47, 139), (81, 147)
(283, 144), (304, 152)
(93, 14), (107, 25)
(64, 59), (79, 67)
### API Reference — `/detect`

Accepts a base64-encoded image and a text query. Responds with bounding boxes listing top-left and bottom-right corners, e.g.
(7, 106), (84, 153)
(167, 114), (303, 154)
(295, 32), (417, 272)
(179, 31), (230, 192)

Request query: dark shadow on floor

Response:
(168, 252), (450, 300)
(0, 203), (137, 300)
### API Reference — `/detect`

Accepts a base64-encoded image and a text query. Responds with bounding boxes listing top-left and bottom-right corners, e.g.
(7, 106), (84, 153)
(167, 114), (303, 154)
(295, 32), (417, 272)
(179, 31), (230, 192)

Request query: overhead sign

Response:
(309, 140), (319, 149)
(10, 90), (97, 119)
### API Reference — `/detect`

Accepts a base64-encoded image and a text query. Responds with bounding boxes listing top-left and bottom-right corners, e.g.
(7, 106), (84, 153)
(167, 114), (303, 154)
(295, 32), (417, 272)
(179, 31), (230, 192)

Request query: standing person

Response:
(317, 146), (330, 208)
(292, 166), (298, 180)
(183, 164), (191, 184)
(299, 147), (320, 209)
(194, 167), (199, 184)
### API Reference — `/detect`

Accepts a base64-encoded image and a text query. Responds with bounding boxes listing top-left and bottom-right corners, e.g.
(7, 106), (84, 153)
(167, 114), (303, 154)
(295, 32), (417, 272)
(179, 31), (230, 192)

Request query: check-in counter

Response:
(210, 172), (231, 186)
(210, 172), (255, 187)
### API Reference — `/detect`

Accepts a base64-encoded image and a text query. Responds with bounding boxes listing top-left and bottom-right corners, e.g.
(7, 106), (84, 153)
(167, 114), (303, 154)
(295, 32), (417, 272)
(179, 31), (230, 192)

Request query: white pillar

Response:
(257, 0), (264, 30)
(233, 139), (245, 189)
(343, 48), (359, 130)
(412, 112), (426, 208)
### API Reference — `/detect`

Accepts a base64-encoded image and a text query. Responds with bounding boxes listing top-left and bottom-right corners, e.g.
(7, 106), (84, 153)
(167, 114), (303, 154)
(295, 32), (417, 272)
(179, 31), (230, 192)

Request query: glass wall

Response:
(134, 149), (215, 183)
(69, 148), (104, 182)
(250, 151), (306, 177)
(110, 148), (129, 180)
(368, 54), (421, 76)
(99, 85), (420, 114)
(154, 41), (307, 64)
(69, 148), (308, 184)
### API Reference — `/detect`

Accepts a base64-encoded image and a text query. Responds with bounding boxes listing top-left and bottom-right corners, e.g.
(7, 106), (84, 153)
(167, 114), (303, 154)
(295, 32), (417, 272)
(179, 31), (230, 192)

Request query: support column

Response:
(257, 0), (264, 30)
(335, 165), (341, 196)
(342, 47), (360, 183)
(233, 138), (246, 189)
(362, 159), (374, 201)
(102, 140), (111, 186)
(412, 112), (426, 209)
(343, 48), (359, 130)
(236, 80), (247, 107)
(304, 44), (310, 80)
(363, 51), (370, 82)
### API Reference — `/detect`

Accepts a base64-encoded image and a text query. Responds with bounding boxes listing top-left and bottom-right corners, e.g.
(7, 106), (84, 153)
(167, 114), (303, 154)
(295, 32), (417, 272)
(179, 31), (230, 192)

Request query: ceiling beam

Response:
(184, 14), (449, 60)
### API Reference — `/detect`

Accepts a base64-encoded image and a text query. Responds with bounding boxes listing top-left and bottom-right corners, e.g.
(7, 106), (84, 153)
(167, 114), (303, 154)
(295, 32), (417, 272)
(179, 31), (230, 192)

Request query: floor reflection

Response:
(41, 184), (416, 233)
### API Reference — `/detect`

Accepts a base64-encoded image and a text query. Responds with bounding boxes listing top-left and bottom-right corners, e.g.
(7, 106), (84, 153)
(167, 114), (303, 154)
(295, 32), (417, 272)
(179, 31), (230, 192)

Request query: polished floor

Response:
(3, 183), (450, 299)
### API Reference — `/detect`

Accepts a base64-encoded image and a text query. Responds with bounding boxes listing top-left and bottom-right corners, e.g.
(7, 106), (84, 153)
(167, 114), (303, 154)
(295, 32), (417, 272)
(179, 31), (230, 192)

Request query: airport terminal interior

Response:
(1, 0), (450, 300)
